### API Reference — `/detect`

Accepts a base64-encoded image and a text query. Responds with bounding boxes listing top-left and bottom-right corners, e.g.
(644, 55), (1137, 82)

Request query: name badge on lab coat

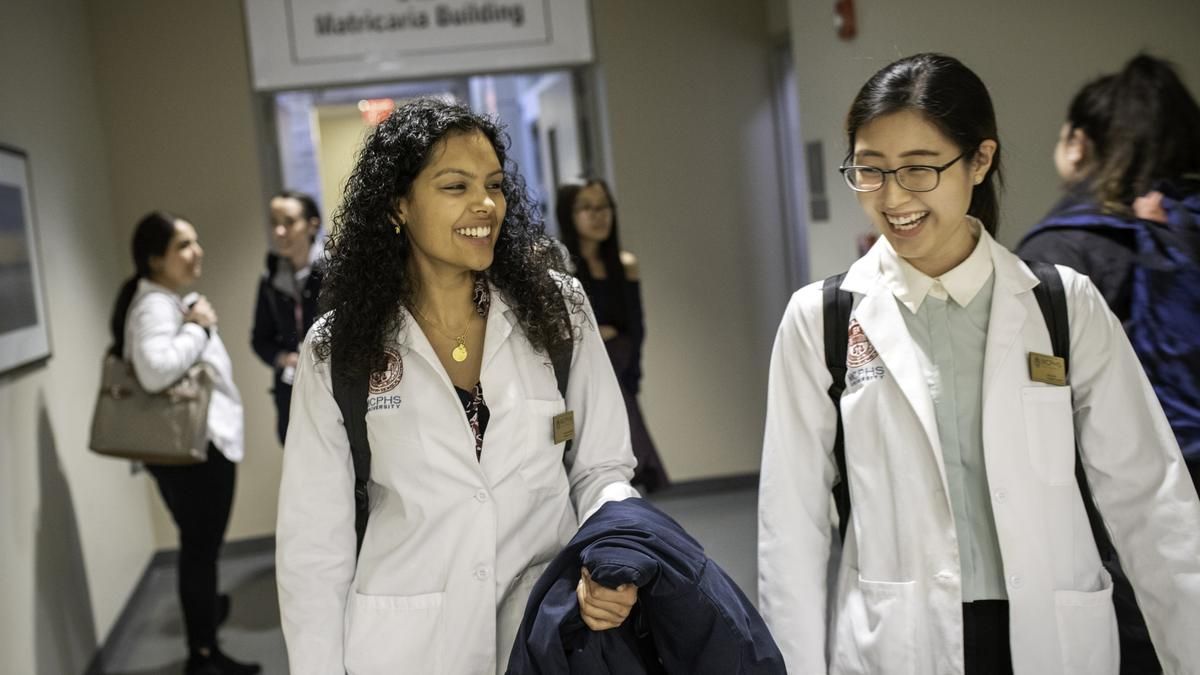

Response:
(553, 411), (575, 444)
(1028, 352), (1067, 386)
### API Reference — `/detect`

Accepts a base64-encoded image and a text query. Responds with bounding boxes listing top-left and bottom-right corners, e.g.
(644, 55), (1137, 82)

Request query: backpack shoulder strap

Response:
(822, 273), (853, 544)
(331, 358), (372, 557)
(549, 333), (572, 457)
(1025, 260), (1117, 564)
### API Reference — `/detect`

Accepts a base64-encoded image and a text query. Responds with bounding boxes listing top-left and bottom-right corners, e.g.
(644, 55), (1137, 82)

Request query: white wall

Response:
(0, 0), (158, 671)
(88, 0), (281, 547)
(788, 0), (1200, 279)
(592, 0), (789, 481)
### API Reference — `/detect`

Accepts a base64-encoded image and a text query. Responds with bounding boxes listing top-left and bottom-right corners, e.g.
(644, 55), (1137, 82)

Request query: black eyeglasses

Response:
(839, 152), (967, 193)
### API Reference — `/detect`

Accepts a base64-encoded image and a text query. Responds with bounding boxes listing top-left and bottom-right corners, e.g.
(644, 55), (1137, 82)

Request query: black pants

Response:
(147, 447), (236, 651)
(963, 600), (1012, 675)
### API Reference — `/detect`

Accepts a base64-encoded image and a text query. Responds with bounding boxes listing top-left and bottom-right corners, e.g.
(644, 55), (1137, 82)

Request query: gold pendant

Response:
(452, 338), (468, 363)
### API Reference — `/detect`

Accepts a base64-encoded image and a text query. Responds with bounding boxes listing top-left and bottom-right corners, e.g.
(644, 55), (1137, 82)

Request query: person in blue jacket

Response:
(1018, 55), (1200, 486)
(1017, 54), (1200, 675)
(251, 190), (324, 445)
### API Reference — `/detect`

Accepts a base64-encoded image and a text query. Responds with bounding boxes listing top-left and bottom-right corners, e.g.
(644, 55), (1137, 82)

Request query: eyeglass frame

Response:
(838, 152), (968, 193)
(573, 203), (613, 215)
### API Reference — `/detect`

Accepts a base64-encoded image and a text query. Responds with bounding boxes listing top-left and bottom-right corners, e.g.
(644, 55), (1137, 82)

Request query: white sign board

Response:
(244, 0), (593, 91)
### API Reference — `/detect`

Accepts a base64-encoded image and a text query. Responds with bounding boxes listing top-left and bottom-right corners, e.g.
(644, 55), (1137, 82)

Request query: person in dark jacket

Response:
(251, 190), (324, 445)
(506, 498), (784, 675)
(1017, 54), (1200, 675)
(556, 180), (670, 493)
(1017, 55), (1200, 483)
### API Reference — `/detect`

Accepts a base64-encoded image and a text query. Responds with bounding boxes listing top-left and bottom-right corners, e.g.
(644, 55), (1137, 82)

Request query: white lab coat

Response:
(276, 277), (639, 675)
(758, 233), (1200, 675)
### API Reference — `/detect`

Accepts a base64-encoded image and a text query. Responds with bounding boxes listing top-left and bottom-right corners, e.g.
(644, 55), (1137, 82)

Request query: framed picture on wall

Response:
(0, 145), (51, 373)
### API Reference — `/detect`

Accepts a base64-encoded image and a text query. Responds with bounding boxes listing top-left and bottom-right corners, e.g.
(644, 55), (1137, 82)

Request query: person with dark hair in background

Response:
(758, 53), (1200, 675)
(556, 179), (669, 493)
(110, 212), (259, 675)
(1019, 54), (1200, 484)
(251, 190), (324, 445)
(275, 99), (639, 675)
(1017, 54), (1200, 675)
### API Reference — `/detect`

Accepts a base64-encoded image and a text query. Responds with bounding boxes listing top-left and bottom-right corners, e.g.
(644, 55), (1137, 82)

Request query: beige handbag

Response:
(88, 353), (213, 465)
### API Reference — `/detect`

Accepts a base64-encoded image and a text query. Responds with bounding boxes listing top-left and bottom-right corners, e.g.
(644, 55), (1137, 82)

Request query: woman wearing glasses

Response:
(555, 179), (669, 492)
(757, 53), (1200, 675)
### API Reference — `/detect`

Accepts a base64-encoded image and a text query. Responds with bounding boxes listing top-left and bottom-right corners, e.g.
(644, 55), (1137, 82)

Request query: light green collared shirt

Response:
(879, 221), (1007, 601)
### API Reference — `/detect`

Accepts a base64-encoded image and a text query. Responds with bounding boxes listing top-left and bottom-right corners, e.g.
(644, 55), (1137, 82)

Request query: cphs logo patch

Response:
(846, 319), (879, 368)
(369, 347), (404, 394)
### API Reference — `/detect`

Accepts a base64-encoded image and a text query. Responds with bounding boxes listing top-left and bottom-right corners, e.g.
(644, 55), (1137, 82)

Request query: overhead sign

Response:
(243, 0), (593, 91)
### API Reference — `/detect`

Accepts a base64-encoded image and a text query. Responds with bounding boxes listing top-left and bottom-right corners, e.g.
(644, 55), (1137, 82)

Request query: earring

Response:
(395, 218), (405, 235)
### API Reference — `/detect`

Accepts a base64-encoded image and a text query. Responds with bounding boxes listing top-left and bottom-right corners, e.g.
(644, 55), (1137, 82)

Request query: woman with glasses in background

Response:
(757, 53), (1200, 675)
(556, 179), (669, 493)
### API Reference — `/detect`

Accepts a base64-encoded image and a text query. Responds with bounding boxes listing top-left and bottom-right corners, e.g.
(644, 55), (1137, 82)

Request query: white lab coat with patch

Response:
(758, 232), (1200, 675)
(276, 278), (639, 675)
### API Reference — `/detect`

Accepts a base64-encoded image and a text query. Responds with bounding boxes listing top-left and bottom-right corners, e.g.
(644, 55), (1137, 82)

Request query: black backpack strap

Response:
(1026, 260), (1116, 565)
(331, 359), (371, 557)
(549, 333), (572, 457)
(822, 273), (853, 544)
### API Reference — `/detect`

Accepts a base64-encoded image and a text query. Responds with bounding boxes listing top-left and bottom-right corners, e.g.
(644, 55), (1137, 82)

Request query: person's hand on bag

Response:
(186, 296), (217, 328)
(577, 567), (637, 631)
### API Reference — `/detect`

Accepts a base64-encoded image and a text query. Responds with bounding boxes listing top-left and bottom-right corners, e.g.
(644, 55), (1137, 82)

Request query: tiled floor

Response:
(101, 483), (758, 675)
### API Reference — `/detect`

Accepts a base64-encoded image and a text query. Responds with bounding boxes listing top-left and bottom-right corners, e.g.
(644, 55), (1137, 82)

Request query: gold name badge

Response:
(1028, 352), (1067, 386)
(553, 411), (576, 445)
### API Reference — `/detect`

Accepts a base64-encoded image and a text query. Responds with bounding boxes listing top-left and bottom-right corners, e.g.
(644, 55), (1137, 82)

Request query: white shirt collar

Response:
(879, 216), (994, 313)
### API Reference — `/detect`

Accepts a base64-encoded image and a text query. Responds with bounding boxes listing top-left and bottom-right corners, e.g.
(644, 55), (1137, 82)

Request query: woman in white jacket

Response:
(109, 211), (256, 675)
(757, 53), (1200, 675)
(275, 99), (640, 675)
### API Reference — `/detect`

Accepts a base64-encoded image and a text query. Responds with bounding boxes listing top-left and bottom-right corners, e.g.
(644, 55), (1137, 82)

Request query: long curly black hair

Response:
(314, 98), (583, 376)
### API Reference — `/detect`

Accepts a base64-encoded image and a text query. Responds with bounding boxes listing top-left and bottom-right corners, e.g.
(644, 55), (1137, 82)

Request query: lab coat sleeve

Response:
(276, 325), (358, 675)
(561, 275), (640, 524)
(128, 292), (209, 393)
(1065, 268), (1200, 673)
(758, 284), (840, 675)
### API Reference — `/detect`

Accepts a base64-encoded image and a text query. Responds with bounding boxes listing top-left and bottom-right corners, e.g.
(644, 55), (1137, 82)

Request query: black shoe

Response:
(216, 594), (231, 627)
(185, 647), (261, 675)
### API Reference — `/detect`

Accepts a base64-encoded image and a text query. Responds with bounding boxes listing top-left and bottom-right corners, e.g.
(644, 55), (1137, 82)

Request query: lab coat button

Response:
(935, 570), (956, 582)
(1008, 574), (1023, 589)
(475, 489), (489, 502)
(475, 567), (491, 580)
(993, 490), (1007, 503)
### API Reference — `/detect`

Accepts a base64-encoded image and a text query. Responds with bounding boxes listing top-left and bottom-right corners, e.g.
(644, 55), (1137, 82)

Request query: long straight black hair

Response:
(555, 178), (631, 328)
(845, 53), (1004, 235)
(108, 211), (182, 356)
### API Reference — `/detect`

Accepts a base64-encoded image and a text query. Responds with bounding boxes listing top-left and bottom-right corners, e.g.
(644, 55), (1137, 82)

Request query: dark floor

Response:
(100, 483), (758, 675)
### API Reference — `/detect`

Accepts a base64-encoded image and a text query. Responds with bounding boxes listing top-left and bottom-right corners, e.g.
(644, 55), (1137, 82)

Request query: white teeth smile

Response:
(457, 226), (491, 238)
(886, 212), (928, 231)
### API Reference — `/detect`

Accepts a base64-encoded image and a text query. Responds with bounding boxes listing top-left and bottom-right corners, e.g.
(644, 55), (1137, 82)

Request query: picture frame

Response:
(0, 144), (51, 373)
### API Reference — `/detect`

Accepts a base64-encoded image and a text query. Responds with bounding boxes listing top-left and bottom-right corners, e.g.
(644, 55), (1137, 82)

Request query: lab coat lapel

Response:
(982, 241), (1038, 402)
(851, 284), (951, 497)
(481, 284), (516, 373)
(398, 307), (455, 392)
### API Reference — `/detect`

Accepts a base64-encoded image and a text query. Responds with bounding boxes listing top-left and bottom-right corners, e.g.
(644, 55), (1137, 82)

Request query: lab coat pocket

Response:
(518, 399), (570, 497)
(1054, 570), (1119, 675)
(834, 577), (917, 675)
(1022, 386), (1076, 486)
(344, 590), (445, 675)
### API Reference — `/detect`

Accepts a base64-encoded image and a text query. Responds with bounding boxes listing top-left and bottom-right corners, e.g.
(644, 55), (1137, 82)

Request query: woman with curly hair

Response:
(275, 98), (640, 675)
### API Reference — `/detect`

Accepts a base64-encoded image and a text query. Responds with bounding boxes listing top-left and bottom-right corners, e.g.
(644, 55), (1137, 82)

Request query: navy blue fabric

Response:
(506, 498), (786, 675)
(1019, 183), (1200, 460)
(250, 253), (323, 444)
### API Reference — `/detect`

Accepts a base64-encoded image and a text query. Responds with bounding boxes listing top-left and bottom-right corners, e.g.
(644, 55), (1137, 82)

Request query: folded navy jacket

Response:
(505, 498), (786, 674)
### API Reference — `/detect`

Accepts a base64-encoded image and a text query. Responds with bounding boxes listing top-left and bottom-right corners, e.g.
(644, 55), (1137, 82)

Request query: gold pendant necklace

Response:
(413, 306), (472, 363)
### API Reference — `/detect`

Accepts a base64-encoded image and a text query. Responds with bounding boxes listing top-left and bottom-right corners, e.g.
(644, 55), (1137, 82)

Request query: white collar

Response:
(879, 217), (994, 313)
